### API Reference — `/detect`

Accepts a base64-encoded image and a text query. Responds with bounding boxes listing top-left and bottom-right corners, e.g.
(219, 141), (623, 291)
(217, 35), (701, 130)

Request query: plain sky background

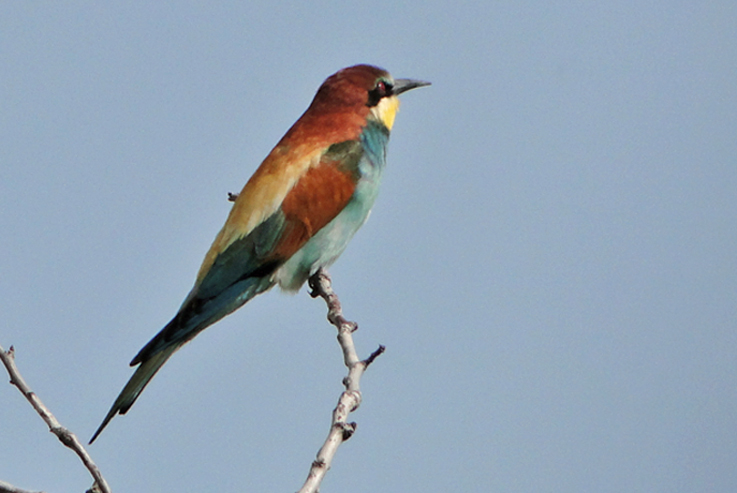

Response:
(1, 2), (736, 492)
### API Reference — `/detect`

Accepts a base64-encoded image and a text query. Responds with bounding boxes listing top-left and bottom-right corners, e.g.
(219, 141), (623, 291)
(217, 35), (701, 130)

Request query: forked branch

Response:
(0, 344), (111, 493)
(297, 268), (385, 493)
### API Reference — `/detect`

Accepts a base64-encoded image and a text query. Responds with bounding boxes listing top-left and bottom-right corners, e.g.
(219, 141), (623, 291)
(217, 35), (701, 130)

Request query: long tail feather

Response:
(89, 345), (178, 444)
(90, 277), (275, 444)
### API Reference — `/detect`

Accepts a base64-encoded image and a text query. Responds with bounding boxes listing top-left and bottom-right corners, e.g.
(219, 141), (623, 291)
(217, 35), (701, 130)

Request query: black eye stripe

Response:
(367, 79), (394, 107)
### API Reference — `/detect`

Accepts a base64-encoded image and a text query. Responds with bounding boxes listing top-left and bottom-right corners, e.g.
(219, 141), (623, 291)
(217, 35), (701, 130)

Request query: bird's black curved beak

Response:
(393, 78), (431, 96)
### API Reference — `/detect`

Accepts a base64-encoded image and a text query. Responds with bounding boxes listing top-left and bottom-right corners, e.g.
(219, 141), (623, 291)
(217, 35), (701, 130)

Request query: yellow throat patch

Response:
(372, 95), (400, 131)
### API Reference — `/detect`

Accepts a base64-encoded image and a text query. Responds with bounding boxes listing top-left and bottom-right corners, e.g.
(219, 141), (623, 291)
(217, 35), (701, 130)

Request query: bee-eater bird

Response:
(90, 64), (429, 443)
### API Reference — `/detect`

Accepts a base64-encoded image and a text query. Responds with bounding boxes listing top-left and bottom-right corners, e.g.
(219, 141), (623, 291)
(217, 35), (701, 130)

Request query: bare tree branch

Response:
(0, 479), (43, 493)
(0, 344), (112, 493)
(297, 268), (385, 493)
(2, 269), (383, 493)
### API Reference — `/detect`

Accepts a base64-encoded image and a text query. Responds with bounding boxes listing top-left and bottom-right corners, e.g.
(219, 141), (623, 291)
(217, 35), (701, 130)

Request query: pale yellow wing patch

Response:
(194, 144), (323, 285)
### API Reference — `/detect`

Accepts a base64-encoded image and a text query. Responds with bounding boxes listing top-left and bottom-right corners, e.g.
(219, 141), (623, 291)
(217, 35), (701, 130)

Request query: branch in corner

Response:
(296, 268), (385, 493)
(0, 344), (111, 493)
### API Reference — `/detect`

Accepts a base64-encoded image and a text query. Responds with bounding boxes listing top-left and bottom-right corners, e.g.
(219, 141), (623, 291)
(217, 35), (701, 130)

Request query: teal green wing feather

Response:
(131, 209), (289, 365)
(131, 138), (367, 364)
(89, 210), (289, 443)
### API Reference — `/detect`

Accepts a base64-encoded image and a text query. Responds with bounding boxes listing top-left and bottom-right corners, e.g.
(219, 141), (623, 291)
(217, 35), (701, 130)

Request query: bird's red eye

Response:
(367, 79), (393, 107)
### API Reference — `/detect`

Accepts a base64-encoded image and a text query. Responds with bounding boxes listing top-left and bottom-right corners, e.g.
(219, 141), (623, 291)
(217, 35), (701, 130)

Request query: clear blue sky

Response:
(2, 2), (736, 492)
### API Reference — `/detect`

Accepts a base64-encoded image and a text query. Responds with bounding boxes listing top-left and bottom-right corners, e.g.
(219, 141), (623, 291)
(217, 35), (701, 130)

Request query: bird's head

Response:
(311, 64), (430, 131)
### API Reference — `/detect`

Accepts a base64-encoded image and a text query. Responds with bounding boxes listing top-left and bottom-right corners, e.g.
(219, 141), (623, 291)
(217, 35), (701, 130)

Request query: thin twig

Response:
(0, 344), (112, 493)
(0, 479), (43, 493)
(297, 268), (385, 493)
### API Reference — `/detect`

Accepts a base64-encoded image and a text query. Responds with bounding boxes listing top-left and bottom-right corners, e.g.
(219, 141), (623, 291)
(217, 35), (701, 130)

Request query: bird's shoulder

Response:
(194, 113), (369, 286)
